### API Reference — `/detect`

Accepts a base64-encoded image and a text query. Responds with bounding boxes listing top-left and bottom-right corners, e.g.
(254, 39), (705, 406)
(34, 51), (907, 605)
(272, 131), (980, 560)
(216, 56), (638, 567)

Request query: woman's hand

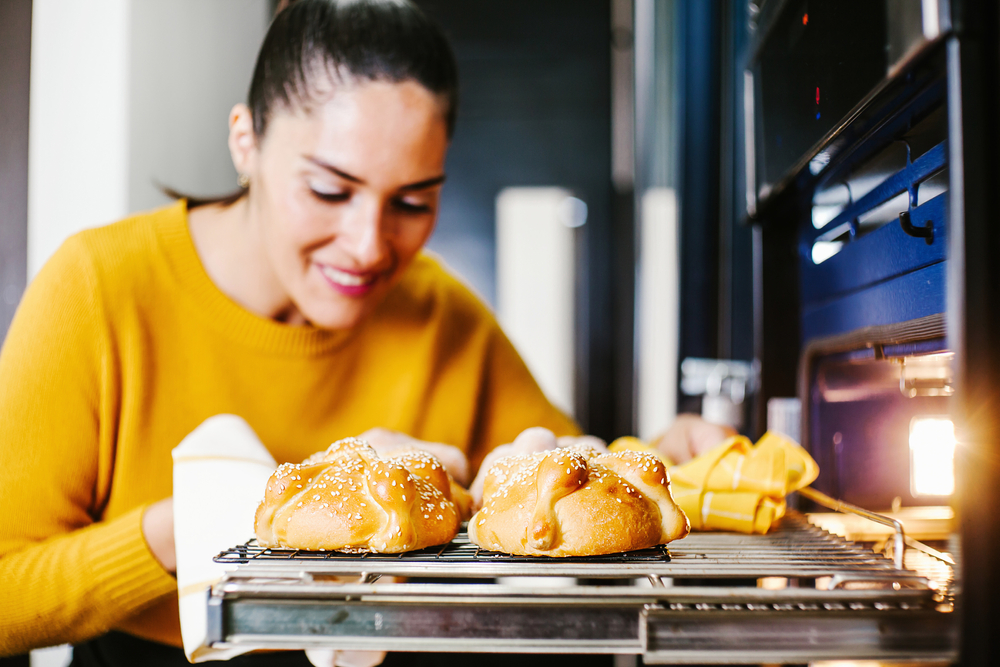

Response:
(358, 428), (470, 486)
(142, 497), (176, 574)
(651, 414), (736, 465)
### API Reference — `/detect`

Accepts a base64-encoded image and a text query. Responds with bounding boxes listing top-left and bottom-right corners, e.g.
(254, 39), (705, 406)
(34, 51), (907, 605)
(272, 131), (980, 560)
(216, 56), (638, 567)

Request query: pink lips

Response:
(316, 263), (379, 297)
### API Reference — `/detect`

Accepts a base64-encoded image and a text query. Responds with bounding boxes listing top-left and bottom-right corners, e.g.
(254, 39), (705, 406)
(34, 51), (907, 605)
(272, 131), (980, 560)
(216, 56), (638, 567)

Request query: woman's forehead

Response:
(263, 79), (449, 179)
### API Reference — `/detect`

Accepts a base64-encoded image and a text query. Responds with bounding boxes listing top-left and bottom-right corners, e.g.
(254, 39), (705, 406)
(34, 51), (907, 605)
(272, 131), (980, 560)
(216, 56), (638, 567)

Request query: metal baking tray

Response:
(207, 511), (958, 663)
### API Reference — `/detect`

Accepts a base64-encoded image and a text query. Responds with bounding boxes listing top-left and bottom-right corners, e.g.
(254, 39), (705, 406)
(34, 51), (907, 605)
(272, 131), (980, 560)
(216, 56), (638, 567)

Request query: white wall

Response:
(636, 187), (680, 441)
(129, 0), (270, 213)
(28, 0), (270, 277)
(496, 187), (583, 418)
(28, 0), (131, 277)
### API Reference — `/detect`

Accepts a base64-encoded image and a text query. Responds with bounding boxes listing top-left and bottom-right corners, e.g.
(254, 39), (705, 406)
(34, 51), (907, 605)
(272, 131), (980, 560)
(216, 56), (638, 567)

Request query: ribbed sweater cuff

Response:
(89, 505), (177, 614)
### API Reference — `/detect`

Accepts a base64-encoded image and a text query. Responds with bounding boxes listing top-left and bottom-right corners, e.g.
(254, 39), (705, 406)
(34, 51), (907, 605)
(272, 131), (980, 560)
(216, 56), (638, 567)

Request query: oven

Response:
(203, 0), (1000, 663)
(750, 0), (1000, 664)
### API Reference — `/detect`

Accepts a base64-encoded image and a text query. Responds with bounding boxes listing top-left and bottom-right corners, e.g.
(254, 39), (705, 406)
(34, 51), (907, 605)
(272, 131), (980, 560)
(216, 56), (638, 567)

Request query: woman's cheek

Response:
(397, 217), (436, 262)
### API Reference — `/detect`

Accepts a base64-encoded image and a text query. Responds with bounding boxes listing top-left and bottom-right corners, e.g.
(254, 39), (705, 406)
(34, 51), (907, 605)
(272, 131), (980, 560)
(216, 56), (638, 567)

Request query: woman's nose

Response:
(343, 201), (391, 268)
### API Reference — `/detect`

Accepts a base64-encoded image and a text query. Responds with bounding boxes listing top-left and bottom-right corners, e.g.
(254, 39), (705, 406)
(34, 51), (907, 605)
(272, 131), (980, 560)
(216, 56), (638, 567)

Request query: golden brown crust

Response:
(254, 438), (469, 553)
(468, 445), (690, 556)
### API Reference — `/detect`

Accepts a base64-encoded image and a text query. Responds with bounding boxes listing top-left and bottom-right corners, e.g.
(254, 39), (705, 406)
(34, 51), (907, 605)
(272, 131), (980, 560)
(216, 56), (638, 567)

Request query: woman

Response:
(0, 0), (729, 662)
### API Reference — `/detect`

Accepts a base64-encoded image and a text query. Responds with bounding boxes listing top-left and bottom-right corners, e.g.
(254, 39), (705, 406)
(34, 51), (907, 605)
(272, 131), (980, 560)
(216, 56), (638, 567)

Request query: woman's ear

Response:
(228, 103), (257, 178)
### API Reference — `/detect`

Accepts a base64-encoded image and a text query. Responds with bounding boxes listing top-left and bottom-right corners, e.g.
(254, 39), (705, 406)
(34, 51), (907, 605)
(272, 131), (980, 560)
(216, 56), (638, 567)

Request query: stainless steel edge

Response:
(213, 637), (640, 654)
(641, 607), (958, 664)
(743, 69), (757, 218)
(212, 581), (937, 604)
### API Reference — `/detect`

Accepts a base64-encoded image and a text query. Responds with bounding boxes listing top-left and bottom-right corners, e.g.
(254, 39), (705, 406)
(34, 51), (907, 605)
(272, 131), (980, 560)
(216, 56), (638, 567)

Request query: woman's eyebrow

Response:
(399, 174), (447, 191)
(306, 156), (445, 191)
(306, 156), (366, 183)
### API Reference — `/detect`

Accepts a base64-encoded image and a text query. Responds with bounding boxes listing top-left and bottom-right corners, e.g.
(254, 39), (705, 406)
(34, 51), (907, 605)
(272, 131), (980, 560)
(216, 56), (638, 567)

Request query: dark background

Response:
(0, 0), (32, 342)
(415, 0), (626, 439)
(415, 0), (755, 434)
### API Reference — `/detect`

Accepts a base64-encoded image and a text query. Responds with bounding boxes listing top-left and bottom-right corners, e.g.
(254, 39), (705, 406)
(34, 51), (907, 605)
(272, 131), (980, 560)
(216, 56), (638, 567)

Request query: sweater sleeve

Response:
(0, 236), (176, 656)
(468, 323), (582, 474)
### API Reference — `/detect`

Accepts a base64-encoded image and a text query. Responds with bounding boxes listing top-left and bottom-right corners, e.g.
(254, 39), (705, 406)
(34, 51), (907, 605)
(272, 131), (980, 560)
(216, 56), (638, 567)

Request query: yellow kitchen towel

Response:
(609, 431), (818, 534)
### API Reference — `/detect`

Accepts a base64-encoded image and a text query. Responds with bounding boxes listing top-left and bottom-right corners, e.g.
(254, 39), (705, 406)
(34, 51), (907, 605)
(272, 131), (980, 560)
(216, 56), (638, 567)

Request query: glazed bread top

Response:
(255, 438), (471, 552)
(468, 444), (690, 556)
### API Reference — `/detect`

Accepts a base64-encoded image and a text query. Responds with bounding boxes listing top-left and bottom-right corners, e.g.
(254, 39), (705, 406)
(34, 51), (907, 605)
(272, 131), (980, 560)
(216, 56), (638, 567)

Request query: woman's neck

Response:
(187, 198), (308, 325)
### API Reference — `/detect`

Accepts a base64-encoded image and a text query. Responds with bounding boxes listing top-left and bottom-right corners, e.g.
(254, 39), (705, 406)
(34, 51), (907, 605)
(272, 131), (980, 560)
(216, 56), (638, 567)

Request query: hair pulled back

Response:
(253, 0), (458, 139)
(171, 0), (458, 208)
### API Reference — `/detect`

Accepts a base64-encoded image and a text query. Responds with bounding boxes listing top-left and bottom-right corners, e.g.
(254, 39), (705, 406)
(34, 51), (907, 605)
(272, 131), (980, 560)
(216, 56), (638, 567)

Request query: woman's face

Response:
(233, 79), (449, 329)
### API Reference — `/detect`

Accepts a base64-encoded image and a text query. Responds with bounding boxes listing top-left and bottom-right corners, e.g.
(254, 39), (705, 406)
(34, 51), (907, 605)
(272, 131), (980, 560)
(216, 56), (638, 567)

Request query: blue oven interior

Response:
(800, 85), (948, 341)
(749, 3), (954, 512)
(802, 75), (951, 509)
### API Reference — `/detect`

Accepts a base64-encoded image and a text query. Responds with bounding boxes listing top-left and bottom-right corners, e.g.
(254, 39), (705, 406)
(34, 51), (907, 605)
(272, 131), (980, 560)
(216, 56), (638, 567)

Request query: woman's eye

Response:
(309, 187), (350, 203)
(393, 198), (432, 214)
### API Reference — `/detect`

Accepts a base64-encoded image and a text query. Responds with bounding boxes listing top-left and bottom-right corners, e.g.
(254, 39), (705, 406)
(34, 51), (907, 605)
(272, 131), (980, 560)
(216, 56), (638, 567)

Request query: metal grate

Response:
(214, 511), (926, 582)
(215, 532), (668, 563)
(207, 510), (955, 660)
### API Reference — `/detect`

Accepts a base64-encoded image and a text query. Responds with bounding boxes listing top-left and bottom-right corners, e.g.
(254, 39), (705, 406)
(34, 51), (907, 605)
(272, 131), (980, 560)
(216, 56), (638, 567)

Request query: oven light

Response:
(811, 240), (844, 264)
(909, 417), (956, 497)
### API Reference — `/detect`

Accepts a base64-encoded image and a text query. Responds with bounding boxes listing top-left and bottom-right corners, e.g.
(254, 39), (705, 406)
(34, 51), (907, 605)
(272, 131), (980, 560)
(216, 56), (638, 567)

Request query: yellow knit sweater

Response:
(0, 201), (577, 655)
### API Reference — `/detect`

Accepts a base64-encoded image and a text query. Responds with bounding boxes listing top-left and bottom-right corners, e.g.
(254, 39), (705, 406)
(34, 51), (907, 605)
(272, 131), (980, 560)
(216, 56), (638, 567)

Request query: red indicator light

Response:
(803, 13), (809, 25)
(816, 87), (820, 104)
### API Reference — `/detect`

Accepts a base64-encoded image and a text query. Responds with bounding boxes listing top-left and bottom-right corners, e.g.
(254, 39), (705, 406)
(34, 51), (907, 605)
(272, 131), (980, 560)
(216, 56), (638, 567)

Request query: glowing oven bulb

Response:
(909, 417), (956, 497)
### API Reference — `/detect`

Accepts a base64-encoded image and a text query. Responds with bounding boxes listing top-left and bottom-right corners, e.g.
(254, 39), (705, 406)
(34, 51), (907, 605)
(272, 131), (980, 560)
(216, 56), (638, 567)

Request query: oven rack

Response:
(207, 510), (957, 663)
(214, 512), (913, 581)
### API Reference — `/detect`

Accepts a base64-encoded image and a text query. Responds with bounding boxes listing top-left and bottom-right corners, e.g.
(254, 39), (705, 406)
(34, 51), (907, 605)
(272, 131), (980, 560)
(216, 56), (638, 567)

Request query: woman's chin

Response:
(298, 301), (371, 331)
(291, 273), (395, 330)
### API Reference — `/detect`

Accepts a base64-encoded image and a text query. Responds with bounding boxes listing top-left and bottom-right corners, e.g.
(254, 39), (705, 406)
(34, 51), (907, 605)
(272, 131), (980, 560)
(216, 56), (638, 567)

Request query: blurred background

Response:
(1, 0), (758, 444)
(1, 2), (758, 655)
(1, 0), (756, 451)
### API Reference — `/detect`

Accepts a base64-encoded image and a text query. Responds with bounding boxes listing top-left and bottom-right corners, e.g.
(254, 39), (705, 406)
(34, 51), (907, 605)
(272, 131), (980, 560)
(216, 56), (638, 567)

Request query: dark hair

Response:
(172, 0), (458, 209)
(256, 0), (458, 139)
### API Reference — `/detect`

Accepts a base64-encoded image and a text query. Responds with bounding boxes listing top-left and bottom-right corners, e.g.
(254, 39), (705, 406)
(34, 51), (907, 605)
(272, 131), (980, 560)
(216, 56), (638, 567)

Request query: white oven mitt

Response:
(173, 414), (386, 667)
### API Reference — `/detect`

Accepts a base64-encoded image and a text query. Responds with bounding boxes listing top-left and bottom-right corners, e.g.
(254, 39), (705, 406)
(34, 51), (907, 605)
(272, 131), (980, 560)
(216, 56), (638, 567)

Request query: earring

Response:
(237, 173), (250, 189)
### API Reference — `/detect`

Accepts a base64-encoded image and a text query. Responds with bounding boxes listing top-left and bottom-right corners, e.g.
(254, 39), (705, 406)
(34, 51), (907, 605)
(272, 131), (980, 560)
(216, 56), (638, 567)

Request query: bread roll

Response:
(468, 444), (689, 556)
(255, 437), (472, 552)
(359, 427), (471, 486)
(470, 427), (608, 507)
